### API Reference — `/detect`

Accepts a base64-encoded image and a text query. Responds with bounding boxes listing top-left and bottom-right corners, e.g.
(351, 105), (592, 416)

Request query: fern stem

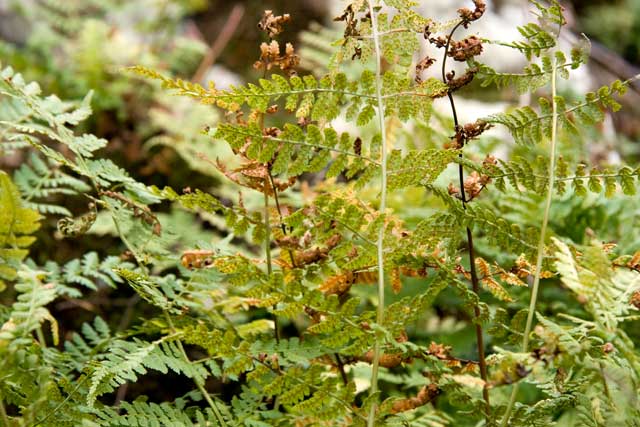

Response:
(0, 395), (9, 427)
(164, 313), (228, 427)
(32, 376), (89, 427)
(367, 2), (388, 426)
(263, 189), (280, 344)
(36, 325), (47, 348)
(501, 55), (559, 427)
(441, 18), (491, 418)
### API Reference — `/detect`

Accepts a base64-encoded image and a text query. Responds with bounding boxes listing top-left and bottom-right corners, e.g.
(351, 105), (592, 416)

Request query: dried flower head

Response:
(254, 41), (300, 73)
(448, 35), (483, 61)
(415, 55), (436, 83)
(257, 10), (291, 38)
(458, 0), (486, 28)
(446, 67), (478, 93)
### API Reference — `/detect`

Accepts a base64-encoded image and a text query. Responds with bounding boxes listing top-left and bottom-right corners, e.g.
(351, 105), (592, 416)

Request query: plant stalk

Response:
(441, 18), (490, 418)
(164, 312), (228, 427)
(367, 2), (389, 426)
(264, 189), (280, 344)
(501, 55), (559, 427)
(0, 395), (9, 427)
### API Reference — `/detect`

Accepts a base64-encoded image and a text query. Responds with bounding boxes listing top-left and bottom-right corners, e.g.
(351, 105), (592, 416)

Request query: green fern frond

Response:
(95, 397), (229, 427)
(473, 51), (575, 94)
(485, 23), (557, 60)
(130, 66), (445, 125)
(429, 185), (538, 257)
(214, 122), (379, 176)
(87, 335), (210, 406)
(0, 171), (41, 289)
(387, 149), (458, 189)
(114, 269), (185, 314)
(130, 66), (370, 116)
(41, 252), (132, 297)
(484, 79), (629, 145)
(63, 316), (112, 371)
(554, 238), (640, 331)
(484, 156), (639, 197)
(14, 152), (91, 216)
(1, 265), (58, 348)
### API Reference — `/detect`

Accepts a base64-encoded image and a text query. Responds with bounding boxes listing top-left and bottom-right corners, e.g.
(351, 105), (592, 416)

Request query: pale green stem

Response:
(367, 2), (388, 426)
(32, 376), (89, 427)
(501, 55), (559, 427)
(0, 395), (9, 427)
(163, 312), (228, 427)
(36, 327), (46, 348)
(263, 189), (280, 344)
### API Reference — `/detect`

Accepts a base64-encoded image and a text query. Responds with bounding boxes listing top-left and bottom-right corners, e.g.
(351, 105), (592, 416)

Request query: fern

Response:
(86, 335), (211, 406)
(14, 152), (91, 216)
(483, 156), (640, 197)
(554, 238), (640, 331)
(0, 171), (41, 290)
(2, 1), (640, 426)
(95, 396), (227, 427)
(485, 23), (557, 60)
(484, 79), (629, 146)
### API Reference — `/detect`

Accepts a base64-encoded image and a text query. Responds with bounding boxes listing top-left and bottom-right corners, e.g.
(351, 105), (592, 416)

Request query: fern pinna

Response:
(1, 0), (640, 426)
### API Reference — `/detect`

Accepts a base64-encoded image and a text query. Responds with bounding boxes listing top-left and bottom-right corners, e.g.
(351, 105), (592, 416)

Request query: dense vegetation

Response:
(1, 0), (640, 426)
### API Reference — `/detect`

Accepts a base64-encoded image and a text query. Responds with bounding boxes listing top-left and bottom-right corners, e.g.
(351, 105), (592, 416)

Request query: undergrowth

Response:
(1, 1), (640, 426)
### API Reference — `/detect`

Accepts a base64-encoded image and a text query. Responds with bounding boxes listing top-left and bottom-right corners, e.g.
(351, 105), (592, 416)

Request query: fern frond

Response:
(95, 397), (229, 427)
(484, 79), (629, 145)
(63, 316), (112, 372)
(45, 252), (130, 295)
(87, 335), (209, 406)
(214, 122), (380, 177)
(14, 153), (91, 216)
(554, 238), (640, 331)
(429, 185), (538, 257)
(114, 269), (185, 314)
(130, 66), (446, 125)
(387, 149), (458, 190)
(1, 265), (58, 348)
(473, 51), (575, 94)
(484, 23), (556, 60)
(130, 66), (371, 116)
(0, 171), (41, 289)
(484, 156), (640, 197)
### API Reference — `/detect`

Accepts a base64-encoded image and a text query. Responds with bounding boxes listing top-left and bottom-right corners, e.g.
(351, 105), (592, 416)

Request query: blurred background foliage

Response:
(1, 0), (640, 418)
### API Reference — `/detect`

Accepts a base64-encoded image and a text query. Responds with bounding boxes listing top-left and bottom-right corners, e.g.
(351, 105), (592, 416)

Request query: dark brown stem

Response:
(267, 171), (290, 238)
(441, 18), (491, 417)
(335, 353), (349, 385)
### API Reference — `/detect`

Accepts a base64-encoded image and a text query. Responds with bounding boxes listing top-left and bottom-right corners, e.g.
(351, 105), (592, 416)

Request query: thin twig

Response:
(441, 18), (491, 418)
(335, 353), (349, 386)
(192, 4), (245, 83)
